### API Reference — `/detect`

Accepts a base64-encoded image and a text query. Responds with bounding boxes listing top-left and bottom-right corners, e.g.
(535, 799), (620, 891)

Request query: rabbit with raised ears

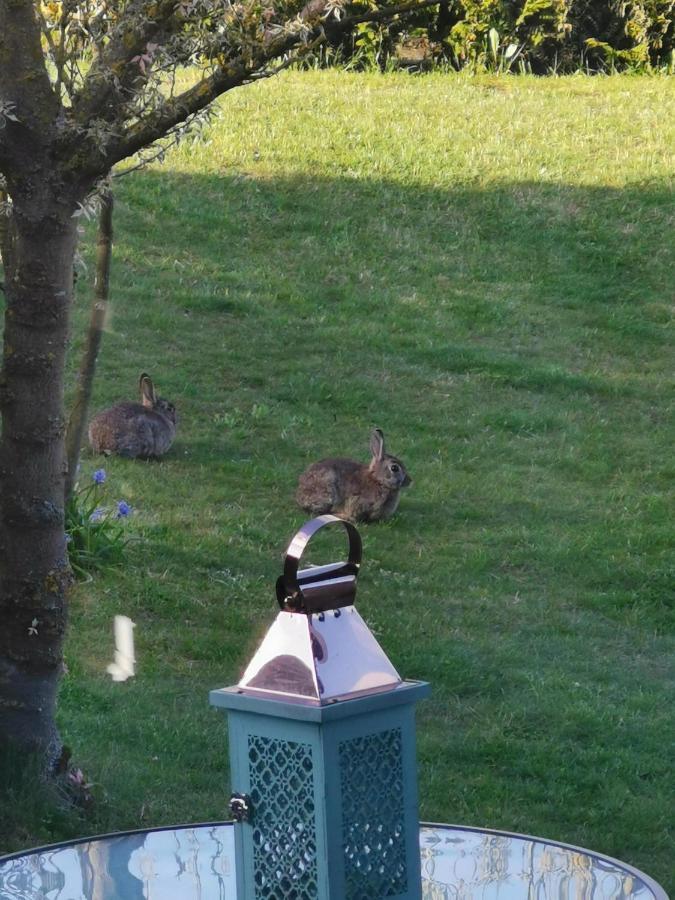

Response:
(88, 373), (177, 459)
(296, 428), (411, 523)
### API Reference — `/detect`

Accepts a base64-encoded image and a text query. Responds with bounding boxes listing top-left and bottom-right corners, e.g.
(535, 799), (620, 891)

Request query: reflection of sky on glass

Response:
(128, 827), (233, 899)
(0, 826), (235, 900)
(420, 828), (656, 900)
(0, 824), (660, 899)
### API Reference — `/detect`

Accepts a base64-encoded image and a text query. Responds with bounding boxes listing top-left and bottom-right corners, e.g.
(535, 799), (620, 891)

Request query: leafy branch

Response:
(102, 0), (440, 169)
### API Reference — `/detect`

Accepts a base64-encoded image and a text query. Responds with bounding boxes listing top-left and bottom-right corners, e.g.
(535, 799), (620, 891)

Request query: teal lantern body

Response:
(209, 516), (429, 900)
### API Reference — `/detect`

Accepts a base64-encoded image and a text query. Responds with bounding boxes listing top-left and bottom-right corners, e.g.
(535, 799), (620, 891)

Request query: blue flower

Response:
(93, 469), (107, 484)
(89, 507), (106, 524)
(116, 500), (131, 518)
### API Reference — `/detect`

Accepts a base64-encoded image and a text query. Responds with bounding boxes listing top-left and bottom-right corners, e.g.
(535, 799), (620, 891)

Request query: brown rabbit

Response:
(296, 428), (411, 523)
(88, 373), (177, 459)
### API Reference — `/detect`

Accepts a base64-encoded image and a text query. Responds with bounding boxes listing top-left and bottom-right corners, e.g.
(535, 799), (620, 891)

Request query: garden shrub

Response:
(315, 0), (674, 72)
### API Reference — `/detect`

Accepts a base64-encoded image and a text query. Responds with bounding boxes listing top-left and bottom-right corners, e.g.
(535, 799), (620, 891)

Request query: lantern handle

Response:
(276, 515), (362, 613)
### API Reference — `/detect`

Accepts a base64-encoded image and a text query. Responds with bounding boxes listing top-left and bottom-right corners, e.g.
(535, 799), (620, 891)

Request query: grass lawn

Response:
(1, 70), (674, 890)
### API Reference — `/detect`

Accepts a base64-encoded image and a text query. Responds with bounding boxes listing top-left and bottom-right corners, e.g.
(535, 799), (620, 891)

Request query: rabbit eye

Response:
(390, 463), (400, 473)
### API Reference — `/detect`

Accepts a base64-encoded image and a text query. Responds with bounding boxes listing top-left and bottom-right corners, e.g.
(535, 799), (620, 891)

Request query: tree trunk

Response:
(65, 192), (114, 503)
(0, 209), (77, 764)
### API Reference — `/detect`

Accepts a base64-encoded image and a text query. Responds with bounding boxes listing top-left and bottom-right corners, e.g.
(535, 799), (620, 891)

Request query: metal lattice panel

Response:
(339, 728), (408, 899)
(248, 735), (319, 899)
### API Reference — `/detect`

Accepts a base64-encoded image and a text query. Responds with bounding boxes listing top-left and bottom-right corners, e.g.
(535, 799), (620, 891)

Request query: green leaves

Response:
(350, 0), (674, 72)
(488, 25), (499, 62)
(65, 470), (134, 579)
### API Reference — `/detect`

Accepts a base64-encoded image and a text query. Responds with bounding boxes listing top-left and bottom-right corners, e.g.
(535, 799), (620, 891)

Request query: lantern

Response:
(209, 515), (429, 899)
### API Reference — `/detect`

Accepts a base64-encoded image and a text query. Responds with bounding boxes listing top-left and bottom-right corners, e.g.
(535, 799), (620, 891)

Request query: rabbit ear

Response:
(139, 373), (156, 408)
(370, 428), (385, 461)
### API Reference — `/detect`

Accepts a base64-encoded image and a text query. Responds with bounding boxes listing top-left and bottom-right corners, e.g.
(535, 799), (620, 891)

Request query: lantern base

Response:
(211, 679), (430, 900)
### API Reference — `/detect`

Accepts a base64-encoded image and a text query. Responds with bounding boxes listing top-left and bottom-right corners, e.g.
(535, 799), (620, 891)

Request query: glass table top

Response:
(0, 822), (666, 900)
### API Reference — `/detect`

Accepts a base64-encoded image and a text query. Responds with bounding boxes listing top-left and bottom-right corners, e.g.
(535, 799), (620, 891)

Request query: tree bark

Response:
(0, 208), (77, 763)
(65, 192), (114, 504)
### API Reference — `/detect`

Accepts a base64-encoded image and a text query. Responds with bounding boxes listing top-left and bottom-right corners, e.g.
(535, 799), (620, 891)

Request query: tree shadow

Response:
(76, 168), (674, 468)
(101, 169), (672, 377)
(73, 169), (674, 618)
(54, 169), (674, 892)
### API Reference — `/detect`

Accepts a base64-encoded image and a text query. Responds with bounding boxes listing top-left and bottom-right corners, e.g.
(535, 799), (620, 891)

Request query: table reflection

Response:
(0, 823), (664, 900)
(420, 827), (660, 900)
(0, 827), (234, 900)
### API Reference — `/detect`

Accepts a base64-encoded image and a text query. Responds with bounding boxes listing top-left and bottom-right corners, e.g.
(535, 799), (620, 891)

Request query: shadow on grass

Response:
(89, 168), (674, 620)
(0, 745), (87, 854)
(109, 170), (673, 362)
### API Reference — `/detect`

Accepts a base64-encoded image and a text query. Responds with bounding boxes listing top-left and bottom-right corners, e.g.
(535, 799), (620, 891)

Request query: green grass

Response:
(1, 71), (674, 890)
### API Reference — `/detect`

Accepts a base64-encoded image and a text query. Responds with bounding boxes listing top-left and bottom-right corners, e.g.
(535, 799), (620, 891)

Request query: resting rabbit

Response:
(296, 428), (411, 523)
(88, 373), (177, 459)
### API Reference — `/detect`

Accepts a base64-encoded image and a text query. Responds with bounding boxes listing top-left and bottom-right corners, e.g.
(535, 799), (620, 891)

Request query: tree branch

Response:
(36, 5), (61, 86)
(0, 189), (10, 278)
(70, 0), (180, 127)
(102, 0), (439, 170)
(0, 0), (60, 174)
(64, 191), (114, 503)
(333, 0), (440, 28)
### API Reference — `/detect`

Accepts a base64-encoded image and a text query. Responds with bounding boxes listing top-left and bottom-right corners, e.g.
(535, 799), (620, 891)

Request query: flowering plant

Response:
(65, 469), (134, 578)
